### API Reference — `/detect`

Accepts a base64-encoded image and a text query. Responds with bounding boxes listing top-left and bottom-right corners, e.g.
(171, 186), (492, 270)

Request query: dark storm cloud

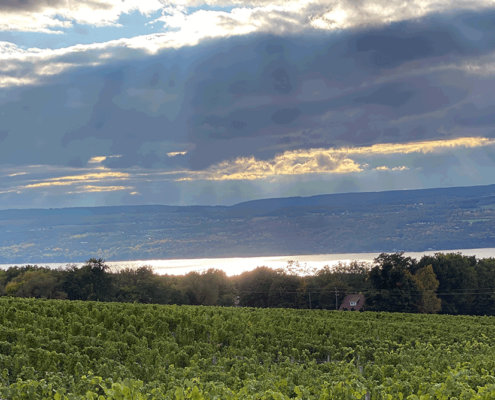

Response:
(265, 43), (284, 55)
(271, 108), (301, 124)
(2, 9), (495, 179)
(354, 84), (414, 108)
(271, 68), (292, 94)
(57, 63), (189, 168)
(67, 157), (84, 168)
(453, 104), (495, 127)
(231, 120), (247, 130)
(149, 72), (160, 87)
(349, 31), (462, 69)
(179, 12), (486, 164)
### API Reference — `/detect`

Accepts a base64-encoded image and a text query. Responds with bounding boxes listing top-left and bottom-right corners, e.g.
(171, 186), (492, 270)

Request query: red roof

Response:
(339, 294), (365, 311)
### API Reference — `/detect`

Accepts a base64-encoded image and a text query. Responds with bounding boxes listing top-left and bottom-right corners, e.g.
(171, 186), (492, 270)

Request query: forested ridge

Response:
(3, 183), (495, 264)
(2, 252), (495, 315)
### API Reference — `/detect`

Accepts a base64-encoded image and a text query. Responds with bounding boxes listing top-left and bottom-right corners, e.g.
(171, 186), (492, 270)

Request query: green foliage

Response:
(237, 267), (277, 308)
(179, 269), (236, 306)
(6, 252), (495, 315)
(113, 266), (187, 305)
(411, 265), (441, 314)
(415, 253), (478, 315)
(367, 253), (422, 313)
(472, 258), (495, 315)
(63, 258), (114, 301)
(2, 298), (495, 399)
(5, 269), (67, 299)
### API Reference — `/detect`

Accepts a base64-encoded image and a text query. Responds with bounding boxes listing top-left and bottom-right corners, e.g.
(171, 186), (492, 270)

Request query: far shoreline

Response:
(1, 247), (494, 276)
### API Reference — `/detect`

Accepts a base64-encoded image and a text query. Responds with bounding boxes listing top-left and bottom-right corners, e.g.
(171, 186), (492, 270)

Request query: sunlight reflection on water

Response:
(2, 248), (495, 276)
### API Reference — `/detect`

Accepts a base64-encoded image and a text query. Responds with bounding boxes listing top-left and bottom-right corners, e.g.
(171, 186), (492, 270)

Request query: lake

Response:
(1, 247), (495, 276)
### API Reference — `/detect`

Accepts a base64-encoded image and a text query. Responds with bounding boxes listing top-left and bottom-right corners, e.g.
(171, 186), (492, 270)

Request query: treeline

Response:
(1, 252), (495, 315)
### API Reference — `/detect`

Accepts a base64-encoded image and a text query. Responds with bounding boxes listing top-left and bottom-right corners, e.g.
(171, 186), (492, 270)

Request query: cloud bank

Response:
(0, 0), (164, 33)
(2, 1), (495, 208)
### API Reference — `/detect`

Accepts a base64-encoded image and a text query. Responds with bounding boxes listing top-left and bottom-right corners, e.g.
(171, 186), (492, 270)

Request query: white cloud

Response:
(308, 0), (495, 31)
(179, 136), (494, 181)
(0, 0), (165, 33)
(155, 0), (495, 39)
(150, 3), (309, 45)
(5, 172), (27, 177)
(1, 0), (494, 36)
(88, 156), (108, 164)
(66, 185), (133, 194)
(374, 165), (409, 171)
(2, 0), (495, 89)
(1, 136), (493, 201)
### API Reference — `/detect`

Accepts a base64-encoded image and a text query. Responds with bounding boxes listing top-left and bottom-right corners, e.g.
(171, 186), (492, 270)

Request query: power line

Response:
(237, 289), (495, 295)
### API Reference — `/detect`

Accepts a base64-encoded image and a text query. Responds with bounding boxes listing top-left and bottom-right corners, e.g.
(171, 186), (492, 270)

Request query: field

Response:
(1, 298), (495, 399)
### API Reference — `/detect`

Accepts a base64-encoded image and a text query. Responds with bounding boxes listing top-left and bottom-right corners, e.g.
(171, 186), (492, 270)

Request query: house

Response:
(339, 294), (365, 311)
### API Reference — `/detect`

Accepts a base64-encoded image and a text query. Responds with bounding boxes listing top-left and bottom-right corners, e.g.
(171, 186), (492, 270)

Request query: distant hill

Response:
(1, 184), (495, 264)
(232, 184), (495, 211)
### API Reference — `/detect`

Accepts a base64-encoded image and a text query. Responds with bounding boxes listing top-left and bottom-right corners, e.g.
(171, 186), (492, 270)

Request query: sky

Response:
(1, 0), (495, 209)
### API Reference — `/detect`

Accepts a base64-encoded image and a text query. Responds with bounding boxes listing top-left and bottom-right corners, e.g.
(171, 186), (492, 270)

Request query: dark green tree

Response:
(180, 269), (236, 306)
(415, 253), (478, 314)
(114, 266), (186, 304)
(471, 257), (495, 316)
(268, 273), (302, 309)
(237, 266), (277, 308)
(367, 253), (421, 313)
(313, 267), (348, 310)
(63, 258), (114, 301)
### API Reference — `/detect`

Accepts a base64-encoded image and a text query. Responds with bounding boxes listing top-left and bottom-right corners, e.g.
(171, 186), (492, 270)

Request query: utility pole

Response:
(308, 292), (312, 309)
(335, 287), (339, 310)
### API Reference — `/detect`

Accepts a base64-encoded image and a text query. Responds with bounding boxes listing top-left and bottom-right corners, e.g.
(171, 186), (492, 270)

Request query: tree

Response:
(331, 261), (372, 291)
(411, 265), (441, 314)
(367, 253), (422, 313)
(313, 267), (348, 310)
(237, 266), (277, 308)
(5, 269), (67, 299)
(179, 269), (236, 306)
(63, 258), (114, 301)
(0, 271), (5, 297)
(471, 257), (495, 316)
(113, 266), (186, 304)
(268, 273), (302, 308)
(280, 260), (316, 276)
(415, 253), (477, 314)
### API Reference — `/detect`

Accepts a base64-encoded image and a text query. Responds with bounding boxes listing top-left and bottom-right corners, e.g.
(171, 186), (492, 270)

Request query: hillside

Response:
(1, 184), (495, 263)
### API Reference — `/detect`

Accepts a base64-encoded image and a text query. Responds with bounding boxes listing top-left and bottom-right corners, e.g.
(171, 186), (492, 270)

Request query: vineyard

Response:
(1, 298), (495, 399)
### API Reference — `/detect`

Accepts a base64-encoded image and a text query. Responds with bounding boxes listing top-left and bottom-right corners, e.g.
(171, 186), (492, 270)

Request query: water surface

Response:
(2, 248), (495, 276)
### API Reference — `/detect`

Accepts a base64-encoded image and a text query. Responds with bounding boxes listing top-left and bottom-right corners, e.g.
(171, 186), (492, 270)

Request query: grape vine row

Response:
(1, 298), (495, 399)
